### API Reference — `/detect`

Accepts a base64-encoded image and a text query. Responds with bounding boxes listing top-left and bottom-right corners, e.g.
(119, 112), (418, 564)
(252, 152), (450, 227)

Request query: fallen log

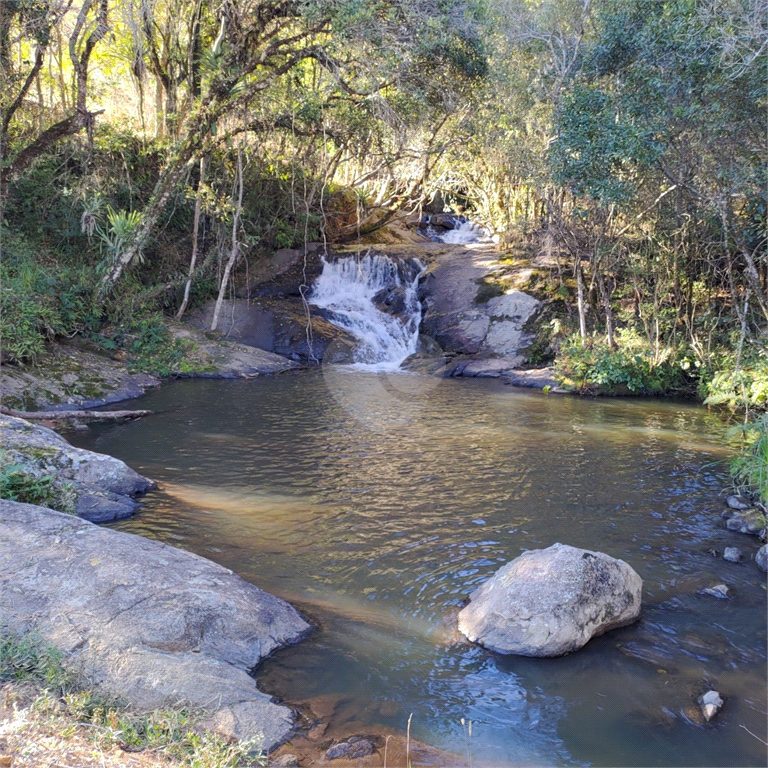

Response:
(0, 406), (153, 421)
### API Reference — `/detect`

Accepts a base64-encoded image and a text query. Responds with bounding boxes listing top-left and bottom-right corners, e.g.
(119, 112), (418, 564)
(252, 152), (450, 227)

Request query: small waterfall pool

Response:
(69, 373), (767, 767)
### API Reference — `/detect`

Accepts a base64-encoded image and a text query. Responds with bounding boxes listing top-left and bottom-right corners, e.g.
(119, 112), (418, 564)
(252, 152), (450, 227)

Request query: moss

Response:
(474, 275), (507, 304)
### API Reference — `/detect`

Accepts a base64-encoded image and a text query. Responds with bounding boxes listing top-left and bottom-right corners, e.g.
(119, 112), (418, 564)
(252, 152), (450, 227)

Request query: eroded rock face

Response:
(0, 415), (152, 522)
(457, 543), (642, 657)
(0, 500), (311, 752)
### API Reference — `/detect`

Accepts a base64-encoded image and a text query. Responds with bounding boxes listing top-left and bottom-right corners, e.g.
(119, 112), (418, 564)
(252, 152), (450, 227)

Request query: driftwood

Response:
(0, 406), (153, 421)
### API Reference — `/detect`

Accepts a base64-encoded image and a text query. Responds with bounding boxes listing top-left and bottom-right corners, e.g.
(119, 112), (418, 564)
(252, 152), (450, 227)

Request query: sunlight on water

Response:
(69, 373), (767, 767)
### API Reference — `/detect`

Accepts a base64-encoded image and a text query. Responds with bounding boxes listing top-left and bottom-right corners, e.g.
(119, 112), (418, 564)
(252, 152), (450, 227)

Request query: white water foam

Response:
(310, 252), (424, 370)
(438, 219), (495, 244)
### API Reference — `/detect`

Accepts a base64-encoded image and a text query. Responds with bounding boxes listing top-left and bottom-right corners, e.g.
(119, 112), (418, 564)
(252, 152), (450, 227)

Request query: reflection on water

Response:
(68, 371), (767, 766)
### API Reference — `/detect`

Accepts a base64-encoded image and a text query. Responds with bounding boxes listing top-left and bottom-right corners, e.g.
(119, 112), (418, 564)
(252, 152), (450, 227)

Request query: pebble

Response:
(698, 690), (724, 722)
(723, 547), (742, 563)
(726, 495), (750, 510)
(701, 584), (729, 599)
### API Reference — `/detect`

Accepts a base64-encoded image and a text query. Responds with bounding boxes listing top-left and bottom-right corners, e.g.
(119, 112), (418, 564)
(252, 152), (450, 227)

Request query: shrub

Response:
(0, 233), (100, 363)
(728, 413), (768, 505)
(701, 352), (768, 410)
(555, 329), (688, 395)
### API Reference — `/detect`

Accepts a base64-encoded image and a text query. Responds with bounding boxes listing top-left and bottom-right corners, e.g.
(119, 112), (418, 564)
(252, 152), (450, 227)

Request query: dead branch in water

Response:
(0, 406), (153, 421)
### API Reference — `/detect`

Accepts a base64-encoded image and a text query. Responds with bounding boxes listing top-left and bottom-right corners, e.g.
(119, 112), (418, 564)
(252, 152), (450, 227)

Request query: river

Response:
(68, 370), (767, 766)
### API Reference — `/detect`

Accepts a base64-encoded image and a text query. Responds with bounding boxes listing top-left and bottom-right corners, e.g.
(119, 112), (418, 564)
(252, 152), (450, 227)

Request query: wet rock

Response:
(457, 543), (642, 657)
(726, 495), (751, 510)
(698, 690), (724, 722)
(325, 738), (375, 760)
(755, 545), (768, 572)
(373, 286), (408, 316)
(725, 509), (767, 535)
(723, 547), (742, 563)
(0, 500), (311, 753)
(1, 414), (153, 522)
(701, 584), (730, 599)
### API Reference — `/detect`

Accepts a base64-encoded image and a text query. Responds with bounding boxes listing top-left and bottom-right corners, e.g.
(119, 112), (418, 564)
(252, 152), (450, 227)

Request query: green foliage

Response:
(0, 235), (101, 363)
(0, 632), (68, 687)
(95, 206), (144, 271)
(728, 414), (768, 505)
(701, 352), (768, 410)
(0, 454), (76, 514)
(94, 316), (203, 377)
(556, 329), (687, 395)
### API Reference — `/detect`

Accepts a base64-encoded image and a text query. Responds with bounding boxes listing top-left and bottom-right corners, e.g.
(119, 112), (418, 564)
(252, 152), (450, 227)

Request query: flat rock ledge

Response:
(0, 414), (153, 522)
(0, 500), (311, 753)
(458, 543), (642, 657)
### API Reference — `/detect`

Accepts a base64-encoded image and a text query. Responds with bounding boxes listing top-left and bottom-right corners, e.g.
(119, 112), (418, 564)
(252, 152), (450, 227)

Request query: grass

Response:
(729, 413), (768, 506)
(0, 632), (266, 768)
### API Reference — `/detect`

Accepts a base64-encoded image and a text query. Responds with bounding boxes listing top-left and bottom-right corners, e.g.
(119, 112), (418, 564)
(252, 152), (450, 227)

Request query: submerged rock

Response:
(698, 690), (724, 722)
(723, 547), (742, 563)
(457, 543), (642, 657)
(701, 584), (730, 599)
(326, 738), (375, 760)
(0, 500), (311, 752)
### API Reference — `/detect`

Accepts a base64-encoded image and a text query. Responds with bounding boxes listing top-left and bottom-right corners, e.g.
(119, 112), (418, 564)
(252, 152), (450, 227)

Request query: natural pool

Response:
(69, 370), (767, 766)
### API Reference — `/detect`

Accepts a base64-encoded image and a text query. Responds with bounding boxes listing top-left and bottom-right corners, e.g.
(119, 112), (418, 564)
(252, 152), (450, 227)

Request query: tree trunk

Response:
(176, 154), (208, 320)
(596, 269), (615, 348)
(576, 259), (587, 340)
(211, 147), (244, 332)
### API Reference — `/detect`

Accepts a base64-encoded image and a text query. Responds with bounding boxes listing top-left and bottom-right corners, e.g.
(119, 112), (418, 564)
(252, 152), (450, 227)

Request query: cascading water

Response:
(309, 252), (425, 370)
(437, 219), (494, 244)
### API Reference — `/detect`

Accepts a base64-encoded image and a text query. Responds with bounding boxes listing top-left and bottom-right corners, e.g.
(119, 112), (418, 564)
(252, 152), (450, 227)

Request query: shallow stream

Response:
(69, 371), (767, 766)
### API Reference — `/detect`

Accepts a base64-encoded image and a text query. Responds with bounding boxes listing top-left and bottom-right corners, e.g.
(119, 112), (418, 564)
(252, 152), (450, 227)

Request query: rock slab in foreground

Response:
(458, 543), (642, 657)
(0, 500), (311, 752)
(0, 415), (152, 522)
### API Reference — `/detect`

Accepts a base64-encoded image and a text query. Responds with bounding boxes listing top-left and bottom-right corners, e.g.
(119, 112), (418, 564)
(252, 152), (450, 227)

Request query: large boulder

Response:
(457, 543), (642, 657)
(0, 414), (153, 522)
(0, 500), (311, 752)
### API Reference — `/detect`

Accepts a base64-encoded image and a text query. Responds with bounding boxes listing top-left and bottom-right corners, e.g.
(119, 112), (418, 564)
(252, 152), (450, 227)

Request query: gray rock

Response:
(726, 495), (751, 510)
(0, 500), (311, 752)
(1, 415), (153, 521)
(457, 543), (642, 657)
(723, 547), (742, 563)
(756, 544), (768, 572)
(701, 584), (730, 599)
(419, 248), (539, 360)
(326, 738), (375, 760)
(1, 415), (151, 496)
(698, 690), (724, 722)
(725, 509), (766, 535)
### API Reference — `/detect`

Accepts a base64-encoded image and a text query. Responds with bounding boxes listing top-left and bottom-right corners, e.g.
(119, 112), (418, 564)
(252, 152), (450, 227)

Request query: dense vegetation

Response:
(1, 1), (765, 493)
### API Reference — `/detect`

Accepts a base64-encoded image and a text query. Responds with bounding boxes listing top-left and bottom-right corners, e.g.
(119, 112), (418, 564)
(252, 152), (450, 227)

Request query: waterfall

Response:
(310, 252), (424, 370)
(437, 219), (494, 244)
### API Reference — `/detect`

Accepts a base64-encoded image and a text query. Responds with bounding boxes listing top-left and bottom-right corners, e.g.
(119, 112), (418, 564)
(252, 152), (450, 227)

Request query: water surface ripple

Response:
(69, 372), (767, 766)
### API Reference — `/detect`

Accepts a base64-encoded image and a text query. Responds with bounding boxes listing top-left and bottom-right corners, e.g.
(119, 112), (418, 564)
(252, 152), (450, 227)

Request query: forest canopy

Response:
(1, 0), (766, 415)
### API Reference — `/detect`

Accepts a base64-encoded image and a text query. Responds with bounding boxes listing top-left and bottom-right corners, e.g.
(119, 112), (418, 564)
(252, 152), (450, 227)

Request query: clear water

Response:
(69, 371), (768, 766)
